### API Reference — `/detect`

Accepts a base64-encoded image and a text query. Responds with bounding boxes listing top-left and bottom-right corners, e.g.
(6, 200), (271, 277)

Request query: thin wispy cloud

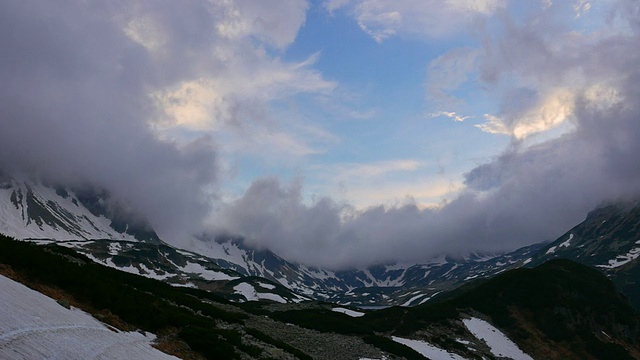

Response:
(429, 111), (472, 122)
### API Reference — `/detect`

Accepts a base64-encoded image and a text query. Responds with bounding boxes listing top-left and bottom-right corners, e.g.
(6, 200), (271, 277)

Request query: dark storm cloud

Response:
(0, 0), (318, 243)
(0, 1), (217, 240)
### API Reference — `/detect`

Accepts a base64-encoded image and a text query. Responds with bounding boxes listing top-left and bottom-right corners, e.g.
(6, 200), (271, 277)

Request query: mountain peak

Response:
(0, 176), (158, 242)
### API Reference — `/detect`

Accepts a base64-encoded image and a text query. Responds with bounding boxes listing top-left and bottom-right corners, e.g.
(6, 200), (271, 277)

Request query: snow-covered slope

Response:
(0, 274), (177, 359)
(0, 175), (149, 241)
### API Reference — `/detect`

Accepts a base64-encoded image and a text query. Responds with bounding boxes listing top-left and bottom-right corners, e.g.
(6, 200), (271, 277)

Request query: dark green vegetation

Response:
(1, 233), (639, 359)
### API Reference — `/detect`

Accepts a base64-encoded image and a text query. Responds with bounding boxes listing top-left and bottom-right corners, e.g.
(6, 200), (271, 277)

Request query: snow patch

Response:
(257, 282), (276, 290)
(107, 242), (122, 255)
(392, 336), (465, 360)
(597, 245), (640, 269)
(332, 307), (365, 317)
(138, 263), (173, 280)
(170, 282), (197, 288)
(181, 262), (239, 281)
(401, 293), (426, 307)
(463, 317), (533, 360)
(418, 291), (442, 305)
(233, 283), (287, 303)
(559, 233), (574, 248)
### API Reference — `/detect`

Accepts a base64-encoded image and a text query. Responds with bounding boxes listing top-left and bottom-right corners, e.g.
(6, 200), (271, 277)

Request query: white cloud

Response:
(426, 47), (480, 105)
(332, 159), (422, 178)
(125, 2), (337, 173)
(304, 159), (464, 210)
(477, 88), (576, 139)
(213, 0), (309, 49)
(574, 0), (591, 18)
(251, 130), (325, 157)
(343, 180), (464, 209)
(429, 111), (472, 122)
(150, 54), (335, 135)
(327, 0), (507, 41)
(124, 15), (167, 52)
(151, 79), (228, 132)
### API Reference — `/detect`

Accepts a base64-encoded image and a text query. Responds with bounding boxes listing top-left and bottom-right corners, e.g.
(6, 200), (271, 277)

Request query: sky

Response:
(1, 0), (640, 269)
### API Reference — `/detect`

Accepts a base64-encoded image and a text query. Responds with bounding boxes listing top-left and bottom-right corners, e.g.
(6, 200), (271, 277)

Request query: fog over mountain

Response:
(2, 1), (640, 269)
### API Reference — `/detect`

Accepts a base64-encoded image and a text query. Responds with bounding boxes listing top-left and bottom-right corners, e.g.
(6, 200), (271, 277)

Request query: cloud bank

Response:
(210, 0), (640, 269)
(0, 0), (323, 240)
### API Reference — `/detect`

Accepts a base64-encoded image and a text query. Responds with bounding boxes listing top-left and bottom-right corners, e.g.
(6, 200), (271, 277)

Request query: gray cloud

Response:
(0, 0), (322, 242)
(0, 1), (220, 240)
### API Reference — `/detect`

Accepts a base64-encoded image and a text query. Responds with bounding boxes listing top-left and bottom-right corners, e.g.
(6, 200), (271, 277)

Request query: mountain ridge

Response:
(0, 174), (159, 242)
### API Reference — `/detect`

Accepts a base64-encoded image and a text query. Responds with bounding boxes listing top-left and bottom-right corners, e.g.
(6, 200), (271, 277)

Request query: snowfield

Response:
(0, 275), (178, 359)
(233, 282), (287, 303)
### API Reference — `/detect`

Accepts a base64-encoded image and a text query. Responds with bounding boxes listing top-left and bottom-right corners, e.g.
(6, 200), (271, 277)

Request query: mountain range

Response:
(1, 233), (638, 359)
(3, 175), (640, 311)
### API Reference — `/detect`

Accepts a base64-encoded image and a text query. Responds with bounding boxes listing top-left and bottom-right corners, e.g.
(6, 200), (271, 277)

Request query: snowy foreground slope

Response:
(0, 275), (177, 360)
